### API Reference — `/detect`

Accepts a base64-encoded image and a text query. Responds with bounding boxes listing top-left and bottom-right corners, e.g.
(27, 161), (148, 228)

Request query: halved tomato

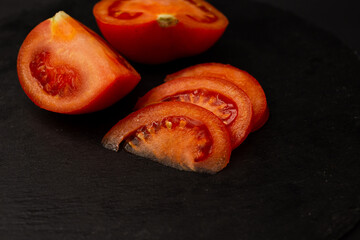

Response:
(93, 0), (229, 64)
(17, 11), (140, 114)
(102, 102), (231, 174)
(165, 63), (269, 131)
(135, 77), (253, 149)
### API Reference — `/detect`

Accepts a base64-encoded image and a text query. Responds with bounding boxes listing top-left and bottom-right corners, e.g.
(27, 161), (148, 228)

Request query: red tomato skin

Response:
(17, 11), (141, 114)
(94, 20), (227, 64)
(68, 72), (140, 114)
(102, 102), (232, 174)
(134, 76), (253, 149)
(165, 63), (269, 131)
(93, 0), (229, 64)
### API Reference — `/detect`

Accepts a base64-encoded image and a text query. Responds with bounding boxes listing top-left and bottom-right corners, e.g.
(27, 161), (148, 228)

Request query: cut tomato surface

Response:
(17, 11), (140, 114)
(93, 0), (228, 64)
(102, 102), (231, 174)
(135, 77), (253, 149)
(165, 63), (269, 131)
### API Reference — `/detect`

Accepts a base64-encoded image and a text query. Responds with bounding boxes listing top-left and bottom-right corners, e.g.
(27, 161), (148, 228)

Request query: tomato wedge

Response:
(93, 0), (229, 64)
(135, 77), (253, 149)
(165, 63), (269, 131)
(102, 102), (231, 174)
(17, 11), (140, 114)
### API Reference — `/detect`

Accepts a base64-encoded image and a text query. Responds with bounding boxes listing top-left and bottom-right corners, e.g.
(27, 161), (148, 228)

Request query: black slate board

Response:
(1, 0), (360, 239)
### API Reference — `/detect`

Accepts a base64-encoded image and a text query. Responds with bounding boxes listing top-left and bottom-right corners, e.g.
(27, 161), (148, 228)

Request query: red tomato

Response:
(135, 77), (253, 149)
(93, 0), (229, 64)
(165, 63), (269, 131)
(102, 102), (232, 174)
(17, 11), (141, 114)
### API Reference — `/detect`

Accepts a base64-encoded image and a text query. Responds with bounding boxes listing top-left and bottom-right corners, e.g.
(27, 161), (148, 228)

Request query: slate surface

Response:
(1, 0), (360, 239)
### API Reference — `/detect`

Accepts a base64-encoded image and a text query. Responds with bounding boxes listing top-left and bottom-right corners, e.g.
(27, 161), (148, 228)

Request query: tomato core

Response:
(162, 90), (237, 126)
(29, 51), (79, 97)
(157, 14), (178, 28)
(124, 116), (213, 162)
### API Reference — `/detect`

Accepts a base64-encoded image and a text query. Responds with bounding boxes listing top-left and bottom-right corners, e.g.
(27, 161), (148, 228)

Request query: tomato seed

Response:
(124, 116), (213, 162)
(162, 90), (238, 126)
(30, 51), (79, 97)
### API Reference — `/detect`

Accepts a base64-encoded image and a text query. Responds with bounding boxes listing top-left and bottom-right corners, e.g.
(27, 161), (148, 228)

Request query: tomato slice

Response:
(17, 11), (140, 114)
(93, 0), (229, 64)
(165, 63), (269, 131)
(102, 102), (231, 174)
(135, 77), (253, 149)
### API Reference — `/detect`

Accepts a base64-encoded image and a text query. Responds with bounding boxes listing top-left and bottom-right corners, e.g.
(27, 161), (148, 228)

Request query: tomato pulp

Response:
(102, 102), (232, 174)
(135, 77), (253, 149)
(17, 11), (140, 114)
(93, 0), (229, 64)
(165, 63), (269, 131)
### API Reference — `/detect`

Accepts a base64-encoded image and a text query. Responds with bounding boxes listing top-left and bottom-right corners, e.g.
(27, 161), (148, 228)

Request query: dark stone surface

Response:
(255, 0), (360, 52)
(1, 0), (360, 239)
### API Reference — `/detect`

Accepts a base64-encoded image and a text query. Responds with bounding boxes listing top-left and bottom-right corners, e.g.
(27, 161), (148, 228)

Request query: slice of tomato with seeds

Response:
(17, 11), (140, 114)
(135, 77), (253, 149)
(102, 102), (232, 174)
(165, 63), (269, 131)
(93, 0), (229, 64)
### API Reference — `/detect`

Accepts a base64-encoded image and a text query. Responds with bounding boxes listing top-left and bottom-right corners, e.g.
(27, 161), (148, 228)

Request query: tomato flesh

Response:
(102, 102), (231, 173)
(135, 77), (253, 149)
(108, 1), (143, 20)
(184, 0), (218, 23)
(125, 116), (212, 163)
(93, 0), (229, 64)
(17, 11), (140, 114)
(105, 0), (218, 23)
(162, 90), (237, 126)
(30, 51), (80, 97)
(165, 63), (268, 131)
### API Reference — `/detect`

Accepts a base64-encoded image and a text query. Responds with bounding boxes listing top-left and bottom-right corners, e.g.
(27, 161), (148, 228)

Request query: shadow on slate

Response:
(0, 0), (360, 239)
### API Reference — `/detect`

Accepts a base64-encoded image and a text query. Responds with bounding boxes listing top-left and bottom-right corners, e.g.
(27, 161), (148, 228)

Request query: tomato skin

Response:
(17, 11), (141, 114)
(135, 76), (253, 149)
(93, 0), (229, 64)
(165, 63), (269, 131)
(102, 102), (232, 174)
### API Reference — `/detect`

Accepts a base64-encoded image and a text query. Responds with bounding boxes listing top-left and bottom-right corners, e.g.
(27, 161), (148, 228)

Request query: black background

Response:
(1, 0), (360, 239)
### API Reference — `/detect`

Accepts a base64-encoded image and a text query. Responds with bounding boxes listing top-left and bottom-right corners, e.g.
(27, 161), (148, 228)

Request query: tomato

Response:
(93, 0), (229, 64)
(17, 11), (141, 114)
(165, 63), (269, 131)
(102, 102), (232, 174)
(135, 77), (253, 149)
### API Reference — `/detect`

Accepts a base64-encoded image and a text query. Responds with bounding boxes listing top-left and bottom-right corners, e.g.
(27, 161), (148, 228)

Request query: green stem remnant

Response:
(157, 14), (178, 28)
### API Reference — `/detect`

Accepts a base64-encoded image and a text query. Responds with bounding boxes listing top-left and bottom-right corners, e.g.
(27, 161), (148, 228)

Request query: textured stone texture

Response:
(1, 0), (360, 239)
